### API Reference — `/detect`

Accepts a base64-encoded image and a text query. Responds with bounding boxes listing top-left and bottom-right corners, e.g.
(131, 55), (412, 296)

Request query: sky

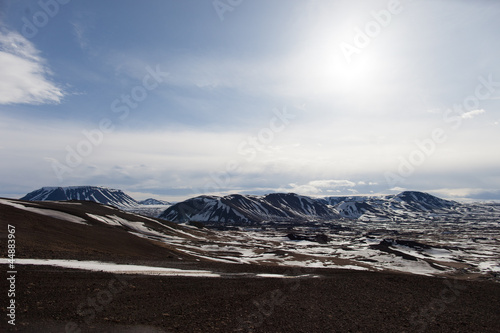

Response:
(0, 0), (499, 202)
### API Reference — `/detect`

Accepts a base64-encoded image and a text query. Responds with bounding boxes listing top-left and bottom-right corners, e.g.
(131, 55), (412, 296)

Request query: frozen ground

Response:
(1, 197), (498, 280)
(150, 205), (500, 280)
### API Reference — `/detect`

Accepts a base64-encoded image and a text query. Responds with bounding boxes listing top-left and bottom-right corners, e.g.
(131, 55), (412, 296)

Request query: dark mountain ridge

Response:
(160, 192), (339, 224)
(160, 190), (460, 224)
(139, 198), (171, 205)
(19, 186), (460, 224)
(20, 186), (139, 208)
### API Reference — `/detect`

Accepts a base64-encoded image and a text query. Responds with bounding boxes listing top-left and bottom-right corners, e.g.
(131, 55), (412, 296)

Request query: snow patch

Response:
(0, 259), (221, 277)
(0, 199), (88, 225)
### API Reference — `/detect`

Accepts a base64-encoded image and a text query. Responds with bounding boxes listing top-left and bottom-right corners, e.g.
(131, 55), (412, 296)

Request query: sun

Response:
(294, 38), (385, 97)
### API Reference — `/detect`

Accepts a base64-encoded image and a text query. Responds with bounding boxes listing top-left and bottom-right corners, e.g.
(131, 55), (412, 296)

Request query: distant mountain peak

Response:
(138, 198), (171, 205)
(20, 186), (138, 208)
(391, 191), (456, 210)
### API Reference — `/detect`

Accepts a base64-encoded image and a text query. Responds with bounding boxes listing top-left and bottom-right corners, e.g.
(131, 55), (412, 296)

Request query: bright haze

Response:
(1, 0), (499, 202)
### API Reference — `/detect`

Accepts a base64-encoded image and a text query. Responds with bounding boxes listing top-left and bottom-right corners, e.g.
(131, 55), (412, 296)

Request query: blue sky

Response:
(1, 0), (499, 201)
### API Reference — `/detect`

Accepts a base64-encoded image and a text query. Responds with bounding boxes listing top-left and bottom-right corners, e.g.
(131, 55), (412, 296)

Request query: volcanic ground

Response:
(1, 198), (499, 332)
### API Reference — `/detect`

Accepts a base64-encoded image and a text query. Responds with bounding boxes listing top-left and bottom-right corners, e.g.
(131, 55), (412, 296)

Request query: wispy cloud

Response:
(0, 29), (64, 105)
(461, 109), (485, 119)
(72, 21), (89, 51)
(70, 11), (97, 54)
(308, 179), (356, 188)
(389, 187), (407, 192)
(427, 188), (500, 201)
(284, 179), (358, 196)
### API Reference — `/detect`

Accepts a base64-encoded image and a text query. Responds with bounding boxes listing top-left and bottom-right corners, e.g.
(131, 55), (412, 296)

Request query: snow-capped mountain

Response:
(20, 187), (461, 223)
(160, 193), (339, 224)
(161, 191), (461, 224)
(138, 198), (171, 205)
(21, 186), (139, 209)
(322, 191), (458, 220)
(391, 191), (456, 211)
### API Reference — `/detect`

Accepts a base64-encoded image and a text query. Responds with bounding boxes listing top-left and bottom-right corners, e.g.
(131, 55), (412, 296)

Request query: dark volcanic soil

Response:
(1, 264), (499, 333)
(1, 199), (500, 332)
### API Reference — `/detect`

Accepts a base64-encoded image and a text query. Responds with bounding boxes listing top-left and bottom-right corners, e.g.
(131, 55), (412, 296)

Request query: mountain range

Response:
(161, 191), (460, 224)
(20, 186), (463, 224)
(160, 193), (338, 224)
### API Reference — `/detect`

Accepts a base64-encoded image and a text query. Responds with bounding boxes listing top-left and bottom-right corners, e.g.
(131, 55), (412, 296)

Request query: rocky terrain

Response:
(1, 192), (499, 332)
